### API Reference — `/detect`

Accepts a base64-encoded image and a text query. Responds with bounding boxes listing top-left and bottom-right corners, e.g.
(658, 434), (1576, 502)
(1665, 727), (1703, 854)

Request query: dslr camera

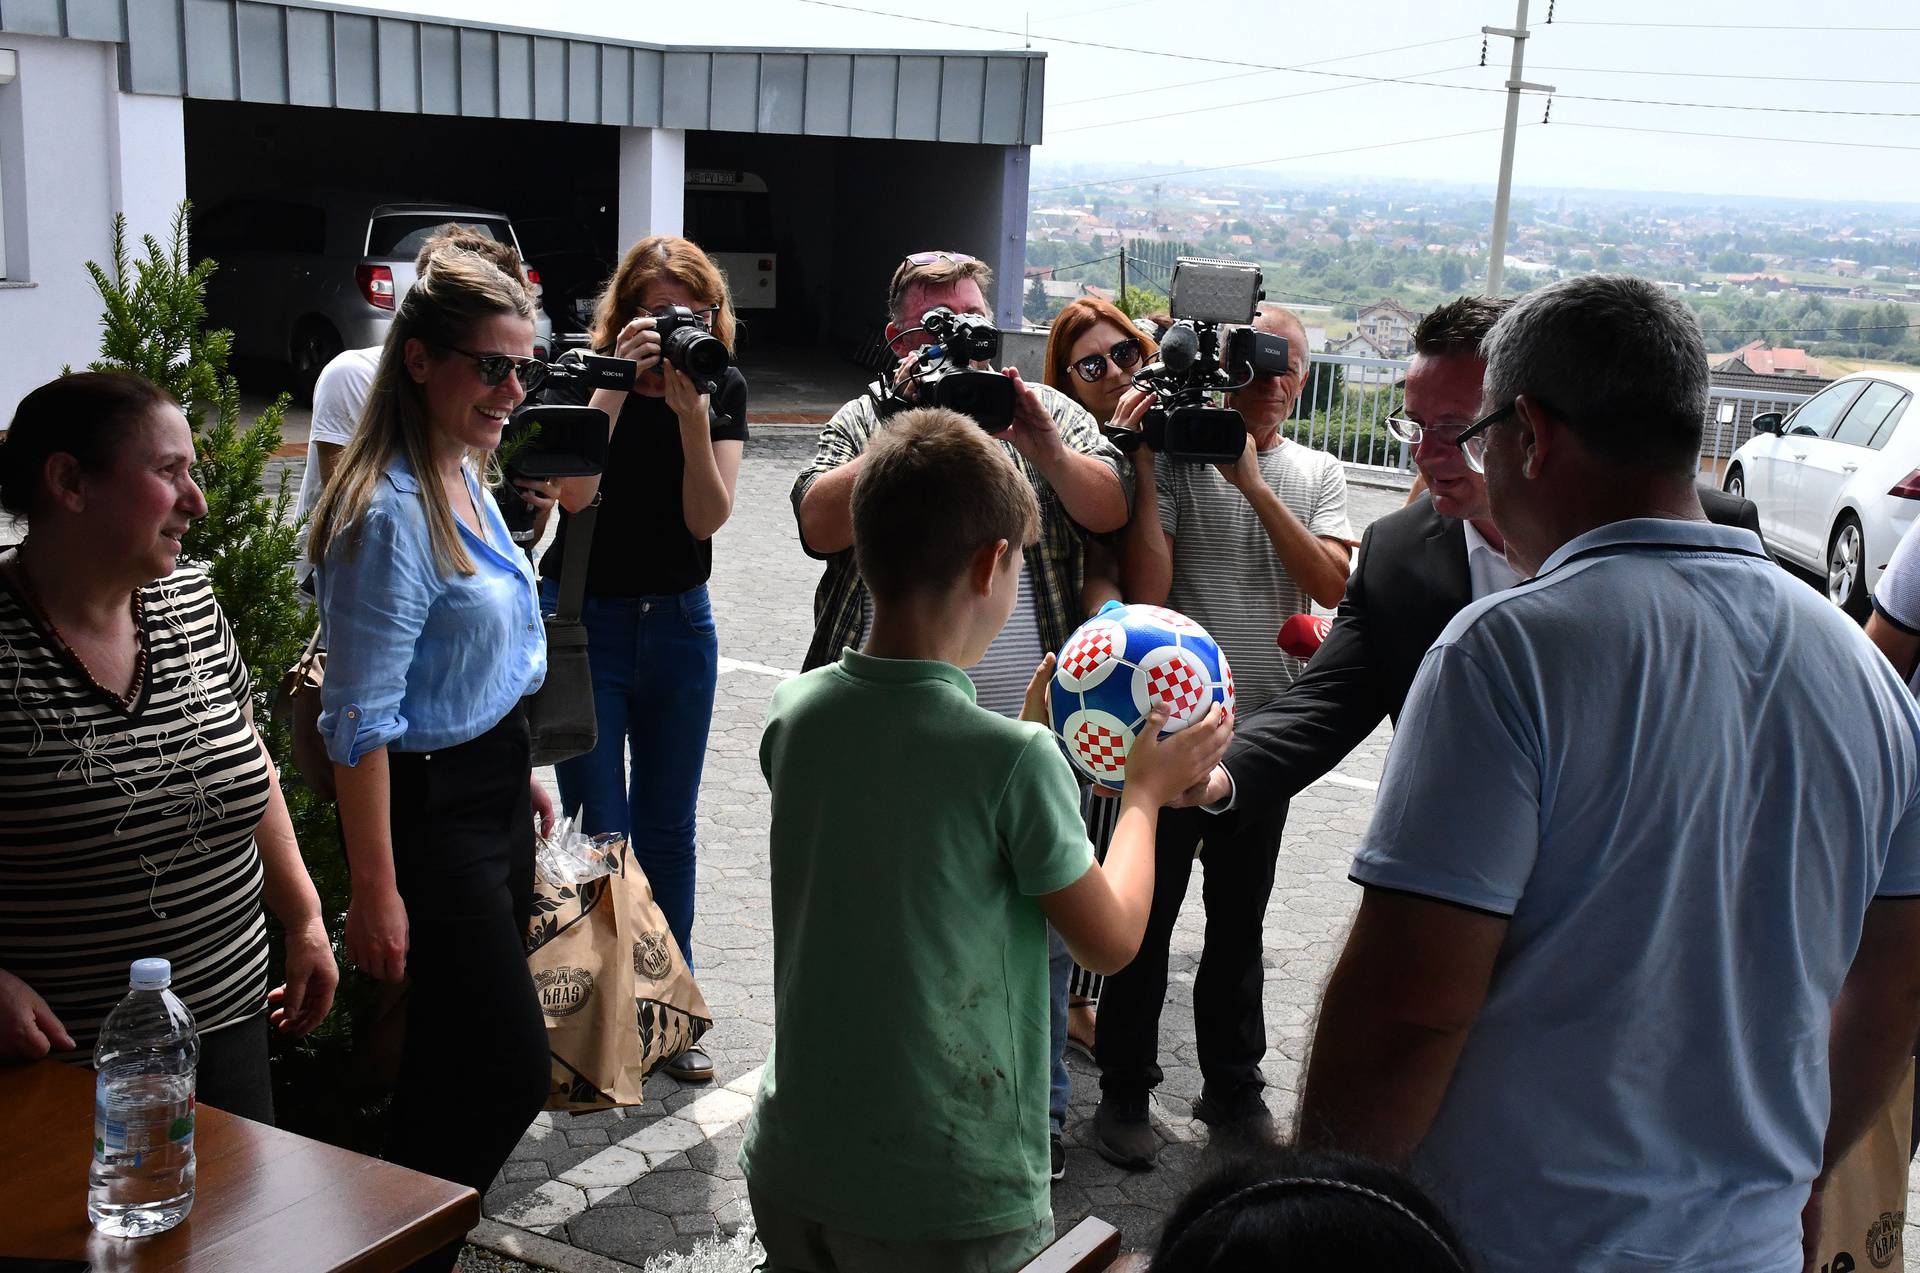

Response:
(871, 306), (1017, 433)
(1103, 257), (1291, 464)
(650, 305), (732, 390)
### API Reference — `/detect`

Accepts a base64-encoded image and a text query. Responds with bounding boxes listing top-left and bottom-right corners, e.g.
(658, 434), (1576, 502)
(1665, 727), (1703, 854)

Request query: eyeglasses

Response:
(447, 347), (547, 394)
(1072, 338), (1144, 384)
(901, 251), (979, 268)
(1385, 416), (1472, 447)
(1452, 402), (1516, 473)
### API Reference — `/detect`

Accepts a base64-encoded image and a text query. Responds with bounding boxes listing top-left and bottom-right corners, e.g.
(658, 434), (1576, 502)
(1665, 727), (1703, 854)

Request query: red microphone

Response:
(1278, 613), (1332, 659)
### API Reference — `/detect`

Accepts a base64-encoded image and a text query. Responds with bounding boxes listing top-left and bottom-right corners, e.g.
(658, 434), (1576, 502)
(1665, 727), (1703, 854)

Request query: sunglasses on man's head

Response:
(901, 250), (979, 268)
(1072, 338), (1144, 384)
(447, 348), (548, 394)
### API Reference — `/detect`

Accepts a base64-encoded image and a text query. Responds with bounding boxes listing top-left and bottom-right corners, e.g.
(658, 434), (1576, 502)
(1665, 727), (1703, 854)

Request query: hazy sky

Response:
(350, 0), (1920, 205)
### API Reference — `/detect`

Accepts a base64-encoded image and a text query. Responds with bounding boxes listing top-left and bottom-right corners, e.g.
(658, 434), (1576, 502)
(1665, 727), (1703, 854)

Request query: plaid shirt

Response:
(792, 383), (1132, 672)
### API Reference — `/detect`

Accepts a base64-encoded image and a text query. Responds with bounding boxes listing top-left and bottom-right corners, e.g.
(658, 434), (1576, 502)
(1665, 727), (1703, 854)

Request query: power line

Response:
(1700, 321), (1920, 336)
(1050, 32), (1479, 107)
(1552, 19), (1920, 31)
(1027, 251), (1125, 278)
(1052, 63), (1480, 134)
(1532, 63), (1920, 88)
(1553, 120), (1920, 154)
(1030, 124), (1523, 194)
(793, 2), (1920, 119)
(792, 2), (1516, 95)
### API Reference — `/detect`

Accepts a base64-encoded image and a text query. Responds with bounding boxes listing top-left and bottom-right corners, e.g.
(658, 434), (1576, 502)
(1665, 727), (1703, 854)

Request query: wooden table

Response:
(0, 1060), (478, 1271)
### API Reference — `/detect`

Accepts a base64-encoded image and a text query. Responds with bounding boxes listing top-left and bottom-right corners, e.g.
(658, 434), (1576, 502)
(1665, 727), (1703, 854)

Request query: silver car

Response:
(196, 196), (553, 396)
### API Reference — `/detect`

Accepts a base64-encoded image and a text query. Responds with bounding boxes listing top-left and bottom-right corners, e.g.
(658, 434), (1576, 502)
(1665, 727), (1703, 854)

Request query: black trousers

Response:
(385, 705), (549, 1273)
(1094, 799), (1290, 1103)
(199, 1012), (274, 1125)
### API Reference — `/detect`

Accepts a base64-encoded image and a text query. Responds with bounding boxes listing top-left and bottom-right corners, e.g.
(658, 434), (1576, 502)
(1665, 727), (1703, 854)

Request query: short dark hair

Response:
(1412, 295), (1513, 358)
(1151, 1146), (1471, 1272)
(1, 371), (178, 517)
(1482, 274), (1708, 475)
(852, 407), (1039, 603)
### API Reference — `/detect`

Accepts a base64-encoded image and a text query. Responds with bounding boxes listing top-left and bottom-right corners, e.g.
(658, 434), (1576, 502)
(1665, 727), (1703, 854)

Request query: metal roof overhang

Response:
(0, 0), (1045, 145)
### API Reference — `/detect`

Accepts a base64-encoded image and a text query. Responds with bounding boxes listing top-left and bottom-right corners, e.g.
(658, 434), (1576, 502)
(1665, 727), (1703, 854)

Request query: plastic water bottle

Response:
(87, 958), (199, 1237)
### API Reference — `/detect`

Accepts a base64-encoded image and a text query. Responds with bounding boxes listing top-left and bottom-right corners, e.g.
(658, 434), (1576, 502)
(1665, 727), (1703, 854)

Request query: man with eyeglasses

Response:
(791, 249), (1130, 1180)
(1295, 274), (1920, 1273)
(1091, 301), (1351, 1170)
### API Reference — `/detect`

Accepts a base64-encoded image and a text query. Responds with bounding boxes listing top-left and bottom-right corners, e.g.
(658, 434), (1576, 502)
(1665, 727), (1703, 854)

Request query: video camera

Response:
(494, 400), (611, 545)
(1102, 257), (1290, 464)
(870, 306), (1017, 433)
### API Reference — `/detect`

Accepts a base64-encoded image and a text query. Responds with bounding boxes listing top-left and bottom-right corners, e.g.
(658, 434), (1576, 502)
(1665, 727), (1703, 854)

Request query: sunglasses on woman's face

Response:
(1072, 338), (1144, 384)
(448, 347), (548, 394)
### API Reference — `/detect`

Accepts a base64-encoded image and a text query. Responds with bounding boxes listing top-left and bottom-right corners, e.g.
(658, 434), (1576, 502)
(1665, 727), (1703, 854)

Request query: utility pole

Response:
(1483, 0), (1555, 298)
(1118, 247), (1127, 308)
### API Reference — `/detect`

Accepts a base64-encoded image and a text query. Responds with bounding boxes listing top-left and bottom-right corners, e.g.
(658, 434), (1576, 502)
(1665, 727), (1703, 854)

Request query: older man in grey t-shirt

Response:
(1092, 304), (1352, 1169)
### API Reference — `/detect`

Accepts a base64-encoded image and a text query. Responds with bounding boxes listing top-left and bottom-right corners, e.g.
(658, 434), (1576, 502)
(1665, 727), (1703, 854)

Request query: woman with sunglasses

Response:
(546, 235), (747, 1084)
(1040, 296), (1162, 1059)
(307, 245), (553, 1270)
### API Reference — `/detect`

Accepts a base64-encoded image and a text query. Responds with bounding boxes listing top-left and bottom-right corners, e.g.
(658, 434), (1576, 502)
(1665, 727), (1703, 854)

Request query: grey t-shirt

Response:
(1157, 440), (1351, 713)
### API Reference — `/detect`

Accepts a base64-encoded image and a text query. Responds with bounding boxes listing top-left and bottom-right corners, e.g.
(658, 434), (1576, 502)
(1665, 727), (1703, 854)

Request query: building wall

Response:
(0, 32), (185, 415)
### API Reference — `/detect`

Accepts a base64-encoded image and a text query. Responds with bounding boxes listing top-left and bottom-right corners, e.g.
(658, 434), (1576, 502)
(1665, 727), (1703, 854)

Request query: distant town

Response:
(1024, 166), (1920, 378)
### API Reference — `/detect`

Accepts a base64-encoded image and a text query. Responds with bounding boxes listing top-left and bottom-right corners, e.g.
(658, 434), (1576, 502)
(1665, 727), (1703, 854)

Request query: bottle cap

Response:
(129, 958), (172, 990)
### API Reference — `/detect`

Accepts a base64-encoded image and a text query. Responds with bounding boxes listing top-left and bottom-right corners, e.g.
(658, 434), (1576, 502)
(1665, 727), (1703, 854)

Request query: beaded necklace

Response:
(5, 552), (148, 710)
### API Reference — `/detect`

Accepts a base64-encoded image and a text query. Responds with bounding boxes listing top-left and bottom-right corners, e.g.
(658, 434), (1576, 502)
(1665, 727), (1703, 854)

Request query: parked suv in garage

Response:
(195, 195), (553, 396)
(1723, 368), (1920, 617)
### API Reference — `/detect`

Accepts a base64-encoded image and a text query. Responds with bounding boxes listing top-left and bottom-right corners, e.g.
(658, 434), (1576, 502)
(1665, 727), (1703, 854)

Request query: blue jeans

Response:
(543, 580), (718, 969)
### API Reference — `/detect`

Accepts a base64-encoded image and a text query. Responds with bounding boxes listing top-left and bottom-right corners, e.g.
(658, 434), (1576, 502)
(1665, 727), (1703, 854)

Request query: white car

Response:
(1724, 369), (1920, 616)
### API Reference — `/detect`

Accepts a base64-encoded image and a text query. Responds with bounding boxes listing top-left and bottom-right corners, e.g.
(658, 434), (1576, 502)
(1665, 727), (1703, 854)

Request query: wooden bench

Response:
(1019, 1216), (1123, 1272)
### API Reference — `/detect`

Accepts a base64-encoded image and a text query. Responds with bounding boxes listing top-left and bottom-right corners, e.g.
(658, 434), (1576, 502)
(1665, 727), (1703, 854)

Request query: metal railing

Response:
(1287, 353), (1413, 473)
(1284, 354), (1821, 483)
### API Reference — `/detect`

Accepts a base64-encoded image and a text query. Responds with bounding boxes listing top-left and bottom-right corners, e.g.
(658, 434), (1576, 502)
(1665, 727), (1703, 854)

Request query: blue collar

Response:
(381, 453), (422, 495)
(1537, 517), (1767, 578)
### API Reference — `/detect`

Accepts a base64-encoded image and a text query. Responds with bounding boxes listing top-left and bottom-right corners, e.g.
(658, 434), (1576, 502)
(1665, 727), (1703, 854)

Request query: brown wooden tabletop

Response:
(0, 1059), (478, 1272)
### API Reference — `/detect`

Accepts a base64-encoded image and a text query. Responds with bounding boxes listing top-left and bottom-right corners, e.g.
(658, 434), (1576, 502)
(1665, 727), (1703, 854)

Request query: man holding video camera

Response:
(795, 251), (1130, 683)
(1096, 300), (1351, 1169)
(792, 249), (1130, 1177)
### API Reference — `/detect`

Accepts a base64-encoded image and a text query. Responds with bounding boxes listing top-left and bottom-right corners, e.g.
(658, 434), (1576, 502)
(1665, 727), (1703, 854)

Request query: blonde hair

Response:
(590, 235), (736, 354)
(306, 246), (535, 578)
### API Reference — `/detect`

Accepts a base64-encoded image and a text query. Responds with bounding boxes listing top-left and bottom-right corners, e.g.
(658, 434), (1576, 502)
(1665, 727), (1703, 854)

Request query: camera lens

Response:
(663, 326), (731, 381)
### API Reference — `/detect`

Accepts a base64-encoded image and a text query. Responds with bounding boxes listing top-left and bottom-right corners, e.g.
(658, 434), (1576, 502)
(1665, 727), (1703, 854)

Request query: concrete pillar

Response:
(617, 126), (685, 248)
(105, 64), (185, 252)
(990, 145), (1031, 330)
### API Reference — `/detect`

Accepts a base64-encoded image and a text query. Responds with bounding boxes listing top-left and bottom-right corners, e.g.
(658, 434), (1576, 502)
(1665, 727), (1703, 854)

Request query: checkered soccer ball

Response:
(1049, 602), (1234, 790)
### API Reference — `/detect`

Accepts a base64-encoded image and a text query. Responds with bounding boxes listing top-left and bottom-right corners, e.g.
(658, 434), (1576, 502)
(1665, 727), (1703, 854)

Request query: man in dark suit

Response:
(1179, 297), (1764, 813)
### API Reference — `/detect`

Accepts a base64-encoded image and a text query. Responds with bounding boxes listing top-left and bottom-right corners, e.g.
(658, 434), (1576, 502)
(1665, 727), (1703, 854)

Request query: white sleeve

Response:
(1876, 519), (1920, 634)
(309, 352), (377, 446)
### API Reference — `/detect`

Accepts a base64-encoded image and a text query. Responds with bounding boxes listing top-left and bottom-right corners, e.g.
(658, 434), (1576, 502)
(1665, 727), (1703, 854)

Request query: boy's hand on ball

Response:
(1126, 704), (1232, 807)
(1022, 654), (1056, 726)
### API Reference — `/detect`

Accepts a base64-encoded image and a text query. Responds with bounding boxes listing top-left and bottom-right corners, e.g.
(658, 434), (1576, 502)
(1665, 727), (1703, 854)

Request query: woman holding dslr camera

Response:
(547, 235), (747, 1083)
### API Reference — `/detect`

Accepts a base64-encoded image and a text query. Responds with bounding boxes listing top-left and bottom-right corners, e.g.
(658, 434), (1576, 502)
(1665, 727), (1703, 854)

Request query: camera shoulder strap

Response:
(554, 495), (600, 624)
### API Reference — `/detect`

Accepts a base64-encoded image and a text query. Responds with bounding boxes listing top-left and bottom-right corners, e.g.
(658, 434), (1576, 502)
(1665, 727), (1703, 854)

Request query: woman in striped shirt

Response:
(0, 371), (336, 1123)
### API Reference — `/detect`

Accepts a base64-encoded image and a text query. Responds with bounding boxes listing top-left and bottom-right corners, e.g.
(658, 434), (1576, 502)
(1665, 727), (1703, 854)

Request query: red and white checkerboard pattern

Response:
(1135, 605), (1202, 633)
(1056, 619), (1124, 690)
(1071, 718), (1130, 778)
(1222, 660), (1236, 719)
(1137, 649), (1209, 725)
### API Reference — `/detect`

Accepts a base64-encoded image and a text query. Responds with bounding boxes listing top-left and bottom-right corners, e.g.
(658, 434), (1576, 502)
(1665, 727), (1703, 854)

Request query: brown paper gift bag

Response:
(1813, 1060), (1912, 1273)
(523, 838), (714, 1112)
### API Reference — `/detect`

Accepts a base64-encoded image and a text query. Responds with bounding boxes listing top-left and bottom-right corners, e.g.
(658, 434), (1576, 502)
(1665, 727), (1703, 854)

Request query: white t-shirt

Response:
(1156, 440), (1351, 713)
(293, 347), (381, 582)
(1873, 517), (1920, 694)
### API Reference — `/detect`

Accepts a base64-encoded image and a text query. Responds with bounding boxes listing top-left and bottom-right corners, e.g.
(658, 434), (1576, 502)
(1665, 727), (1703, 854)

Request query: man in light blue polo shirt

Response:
(1298, 274), (1920, 1272)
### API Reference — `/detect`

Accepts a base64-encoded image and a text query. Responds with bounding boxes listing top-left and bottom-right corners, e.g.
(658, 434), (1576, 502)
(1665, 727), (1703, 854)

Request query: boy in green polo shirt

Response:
(740, 407), (1231, 1272)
